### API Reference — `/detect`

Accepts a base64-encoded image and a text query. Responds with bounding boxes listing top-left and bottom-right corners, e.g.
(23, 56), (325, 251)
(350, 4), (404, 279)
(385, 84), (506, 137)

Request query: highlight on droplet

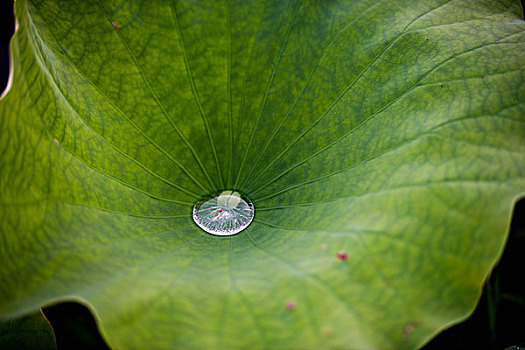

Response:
(192, 190), (254, 236)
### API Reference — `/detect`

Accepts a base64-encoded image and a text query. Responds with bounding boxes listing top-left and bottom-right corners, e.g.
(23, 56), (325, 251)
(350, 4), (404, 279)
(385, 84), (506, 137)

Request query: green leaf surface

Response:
(0, 310), (56, 350)
(1, 0), (524, 348)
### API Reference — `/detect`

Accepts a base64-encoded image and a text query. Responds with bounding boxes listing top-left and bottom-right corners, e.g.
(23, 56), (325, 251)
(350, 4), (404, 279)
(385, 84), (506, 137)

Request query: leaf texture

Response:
(1, 0), (524, 348)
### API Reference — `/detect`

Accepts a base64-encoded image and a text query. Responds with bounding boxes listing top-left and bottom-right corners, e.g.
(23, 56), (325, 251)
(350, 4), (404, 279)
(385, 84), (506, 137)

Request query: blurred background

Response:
(1, 1), (524, 349)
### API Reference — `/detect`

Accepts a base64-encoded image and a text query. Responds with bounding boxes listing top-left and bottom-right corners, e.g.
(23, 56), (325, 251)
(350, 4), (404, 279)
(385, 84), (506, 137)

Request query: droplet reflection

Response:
(192, 191), (254, 236)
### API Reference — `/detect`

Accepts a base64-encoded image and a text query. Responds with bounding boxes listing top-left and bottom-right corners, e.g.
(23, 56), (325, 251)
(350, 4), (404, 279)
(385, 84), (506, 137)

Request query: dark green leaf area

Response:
(0, 310), (56, 350)
(1, 0), (524, 349)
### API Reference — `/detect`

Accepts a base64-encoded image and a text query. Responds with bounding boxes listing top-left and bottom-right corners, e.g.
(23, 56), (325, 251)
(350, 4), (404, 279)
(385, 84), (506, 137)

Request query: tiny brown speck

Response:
(403, 322), (417, 342)
(322, 327), (334, 336)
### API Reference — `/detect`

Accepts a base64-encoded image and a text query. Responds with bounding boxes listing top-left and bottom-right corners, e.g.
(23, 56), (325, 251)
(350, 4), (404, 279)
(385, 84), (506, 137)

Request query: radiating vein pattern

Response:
(1, 0), (524, 349)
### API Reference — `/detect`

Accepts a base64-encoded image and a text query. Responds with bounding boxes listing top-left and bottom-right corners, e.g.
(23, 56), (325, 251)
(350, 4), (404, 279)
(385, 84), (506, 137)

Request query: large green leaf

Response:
(1, 0), (524, 348)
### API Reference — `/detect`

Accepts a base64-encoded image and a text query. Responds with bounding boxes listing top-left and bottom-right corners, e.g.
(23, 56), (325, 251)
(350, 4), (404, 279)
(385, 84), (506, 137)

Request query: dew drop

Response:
(192, 190), (254, 236)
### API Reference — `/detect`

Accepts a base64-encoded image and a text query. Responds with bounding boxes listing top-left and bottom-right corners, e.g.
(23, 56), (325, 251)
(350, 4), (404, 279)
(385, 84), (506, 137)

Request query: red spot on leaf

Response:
(286, 301), (296, 311)
(336, 251), (348, 261)
(54, 138), (59, 145)
(440, 84), (444, 88)
(112, 21), (120, 31)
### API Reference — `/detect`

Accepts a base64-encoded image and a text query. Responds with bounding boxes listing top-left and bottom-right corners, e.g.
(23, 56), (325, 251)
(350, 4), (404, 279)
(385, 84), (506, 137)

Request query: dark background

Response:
(1, 1), (524, 349)
(0, 1), (14, 93)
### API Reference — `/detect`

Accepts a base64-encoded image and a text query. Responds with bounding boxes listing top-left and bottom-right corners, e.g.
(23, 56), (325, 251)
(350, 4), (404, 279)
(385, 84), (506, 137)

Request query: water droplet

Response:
(193, 190), (254, 236)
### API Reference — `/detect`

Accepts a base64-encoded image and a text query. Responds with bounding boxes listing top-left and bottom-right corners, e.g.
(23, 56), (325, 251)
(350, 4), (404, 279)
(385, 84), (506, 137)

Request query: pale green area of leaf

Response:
(0, 310), (56, 350)
(1, 0), (524, 349)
